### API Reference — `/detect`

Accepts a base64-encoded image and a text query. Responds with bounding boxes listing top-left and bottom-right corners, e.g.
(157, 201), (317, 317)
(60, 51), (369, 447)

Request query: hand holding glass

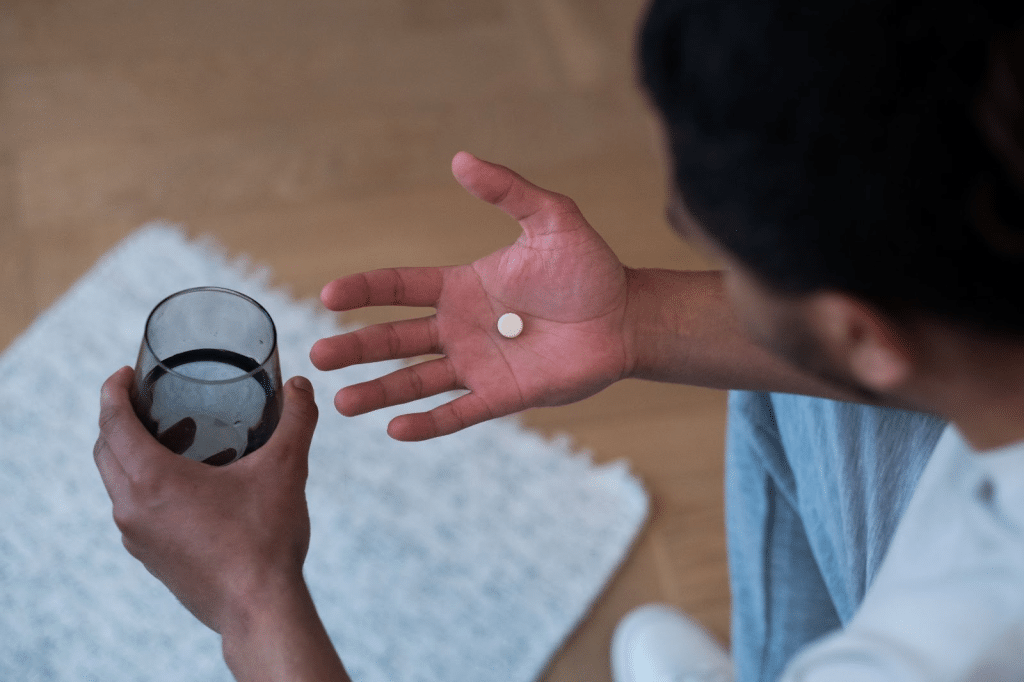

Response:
(130, 287), (283, 466)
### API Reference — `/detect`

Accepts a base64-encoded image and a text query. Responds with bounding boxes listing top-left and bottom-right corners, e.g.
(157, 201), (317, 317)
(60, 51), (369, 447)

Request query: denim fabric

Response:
(725, 391), (946, 682)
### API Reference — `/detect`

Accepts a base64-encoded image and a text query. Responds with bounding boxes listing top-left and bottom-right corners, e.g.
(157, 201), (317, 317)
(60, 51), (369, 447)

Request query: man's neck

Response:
(924, 327), (1024, 452)
(953, 401), (1024, 452)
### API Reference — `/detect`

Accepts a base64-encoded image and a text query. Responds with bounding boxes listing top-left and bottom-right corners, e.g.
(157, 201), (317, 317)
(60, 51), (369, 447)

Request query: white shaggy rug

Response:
(0, 225), (648, 682)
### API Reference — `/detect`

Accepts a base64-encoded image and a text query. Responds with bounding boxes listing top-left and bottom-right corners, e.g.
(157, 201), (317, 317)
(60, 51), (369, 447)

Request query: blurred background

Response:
(0, 1), (728, 679)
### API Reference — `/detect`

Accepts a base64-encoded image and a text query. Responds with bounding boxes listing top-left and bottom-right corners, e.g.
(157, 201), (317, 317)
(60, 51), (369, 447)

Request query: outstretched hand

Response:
(310, 152), (634, 441)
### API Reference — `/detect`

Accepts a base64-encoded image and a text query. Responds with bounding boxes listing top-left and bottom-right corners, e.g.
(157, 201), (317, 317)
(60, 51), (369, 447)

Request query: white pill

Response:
(497, 312), (524, 338)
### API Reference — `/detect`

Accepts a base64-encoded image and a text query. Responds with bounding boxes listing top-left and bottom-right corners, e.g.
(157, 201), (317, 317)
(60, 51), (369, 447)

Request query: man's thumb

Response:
(266, 376), (319, 457)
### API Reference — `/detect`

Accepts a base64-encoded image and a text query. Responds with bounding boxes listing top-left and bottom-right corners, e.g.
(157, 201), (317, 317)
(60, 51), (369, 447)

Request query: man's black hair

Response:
(640, 0), (1024, 334)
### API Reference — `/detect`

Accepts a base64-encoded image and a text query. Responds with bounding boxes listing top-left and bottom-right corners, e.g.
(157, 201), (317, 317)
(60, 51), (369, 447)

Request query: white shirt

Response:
(780, 426), (1024, 682)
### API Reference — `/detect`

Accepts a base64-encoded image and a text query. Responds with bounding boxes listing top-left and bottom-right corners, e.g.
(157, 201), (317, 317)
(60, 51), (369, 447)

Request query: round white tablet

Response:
(497, 312), (524, 338)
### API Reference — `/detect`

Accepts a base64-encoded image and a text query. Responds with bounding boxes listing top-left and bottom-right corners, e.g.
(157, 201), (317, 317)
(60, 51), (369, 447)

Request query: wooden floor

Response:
(0, 1), (730, 679)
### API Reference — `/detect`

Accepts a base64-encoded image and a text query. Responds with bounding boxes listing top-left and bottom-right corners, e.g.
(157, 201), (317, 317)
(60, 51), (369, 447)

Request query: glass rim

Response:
(143, 286), (279, 386)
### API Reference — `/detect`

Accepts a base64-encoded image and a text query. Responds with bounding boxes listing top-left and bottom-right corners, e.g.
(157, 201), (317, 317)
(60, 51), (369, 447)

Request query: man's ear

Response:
(808, 293), (913, 392)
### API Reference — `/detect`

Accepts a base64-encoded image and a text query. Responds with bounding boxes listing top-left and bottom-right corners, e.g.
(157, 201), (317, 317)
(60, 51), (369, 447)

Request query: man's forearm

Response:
(624, 268), (858, 401)
(221, 577), (351, 682)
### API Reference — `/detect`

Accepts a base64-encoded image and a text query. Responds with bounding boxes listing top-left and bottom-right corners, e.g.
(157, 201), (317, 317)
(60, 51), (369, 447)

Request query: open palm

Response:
(310, 152), (633, 440)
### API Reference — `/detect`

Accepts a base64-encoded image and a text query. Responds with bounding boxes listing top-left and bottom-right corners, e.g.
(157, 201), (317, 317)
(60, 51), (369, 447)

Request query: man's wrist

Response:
(622, 267), (721, 383)
(221, 573), (350, 682)
(622, 266), (654, 381)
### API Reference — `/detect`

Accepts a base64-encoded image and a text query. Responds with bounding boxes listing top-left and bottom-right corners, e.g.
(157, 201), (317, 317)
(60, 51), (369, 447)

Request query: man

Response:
(93, 0), (1024, 680)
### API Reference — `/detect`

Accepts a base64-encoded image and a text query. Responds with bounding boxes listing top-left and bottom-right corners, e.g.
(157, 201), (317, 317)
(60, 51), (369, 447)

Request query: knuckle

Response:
(383, 323), (402, 357)
(301, 395), (319, 421)
(121, 536), (144, 562)
(443, 360), (458, 389)
(441, 402), (468, 434)
(373, 379), (390, 411)
(93, 435), (107, 460)
(351, 333), (365, 365)
(111, 476), (166, 537)
(387, 268), (406, 305)
(428, 316), (442, 353)
(406, 367), (425, 399)
(490, 176), (516, 206)
(546, 192), (579, 215)
(111, 498), (140, 536)
(289, 391), (319, 424)
(97, 403), (119, 432)
(358, 272), (373, 307)
(131, 475), (162, 503)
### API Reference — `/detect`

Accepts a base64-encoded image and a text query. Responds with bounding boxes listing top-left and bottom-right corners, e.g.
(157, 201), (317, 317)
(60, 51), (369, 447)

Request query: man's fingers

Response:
(450, 151), (583, 236)
(386, 392), (499, 441)
(320, 267), (446, 312)
(97, 366), (178, 481)
(334, 358), (459, 417)
(98, 366), (136, 430)
(310, 317), (440, 371)
(93, 429), (130, 503)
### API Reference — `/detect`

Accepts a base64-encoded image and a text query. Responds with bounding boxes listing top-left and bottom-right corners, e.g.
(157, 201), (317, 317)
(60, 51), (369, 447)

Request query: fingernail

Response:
(291, 376), (314, 394)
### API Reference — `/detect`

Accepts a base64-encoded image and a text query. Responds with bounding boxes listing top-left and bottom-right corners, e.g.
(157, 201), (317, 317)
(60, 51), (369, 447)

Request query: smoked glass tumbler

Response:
(130, 286), (283, 466)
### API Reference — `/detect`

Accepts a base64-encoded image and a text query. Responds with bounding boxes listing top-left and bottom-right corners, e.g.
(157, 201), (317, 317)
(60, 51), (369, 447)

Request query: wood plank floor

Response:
(0, 1), (731, 679)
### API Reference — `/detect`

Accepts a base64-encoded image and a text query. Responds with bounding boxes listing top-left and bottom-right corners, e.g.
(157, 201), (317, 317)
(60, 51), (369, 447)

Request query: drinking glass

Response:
(130, 286), (283, 466)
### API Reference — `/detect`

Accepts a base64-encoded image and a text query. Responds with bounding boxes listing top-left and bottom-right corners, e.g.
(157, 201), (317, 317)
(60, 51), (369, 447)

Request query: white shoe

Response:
(611, 604), (733, 682)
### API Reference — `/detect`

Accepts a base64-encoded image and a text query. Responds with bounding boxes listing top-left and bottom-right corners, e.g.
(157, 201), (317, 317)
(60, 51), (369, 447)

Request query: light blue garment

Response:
(780, 426), (1024, 681)
(725, 391), (947, 682)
